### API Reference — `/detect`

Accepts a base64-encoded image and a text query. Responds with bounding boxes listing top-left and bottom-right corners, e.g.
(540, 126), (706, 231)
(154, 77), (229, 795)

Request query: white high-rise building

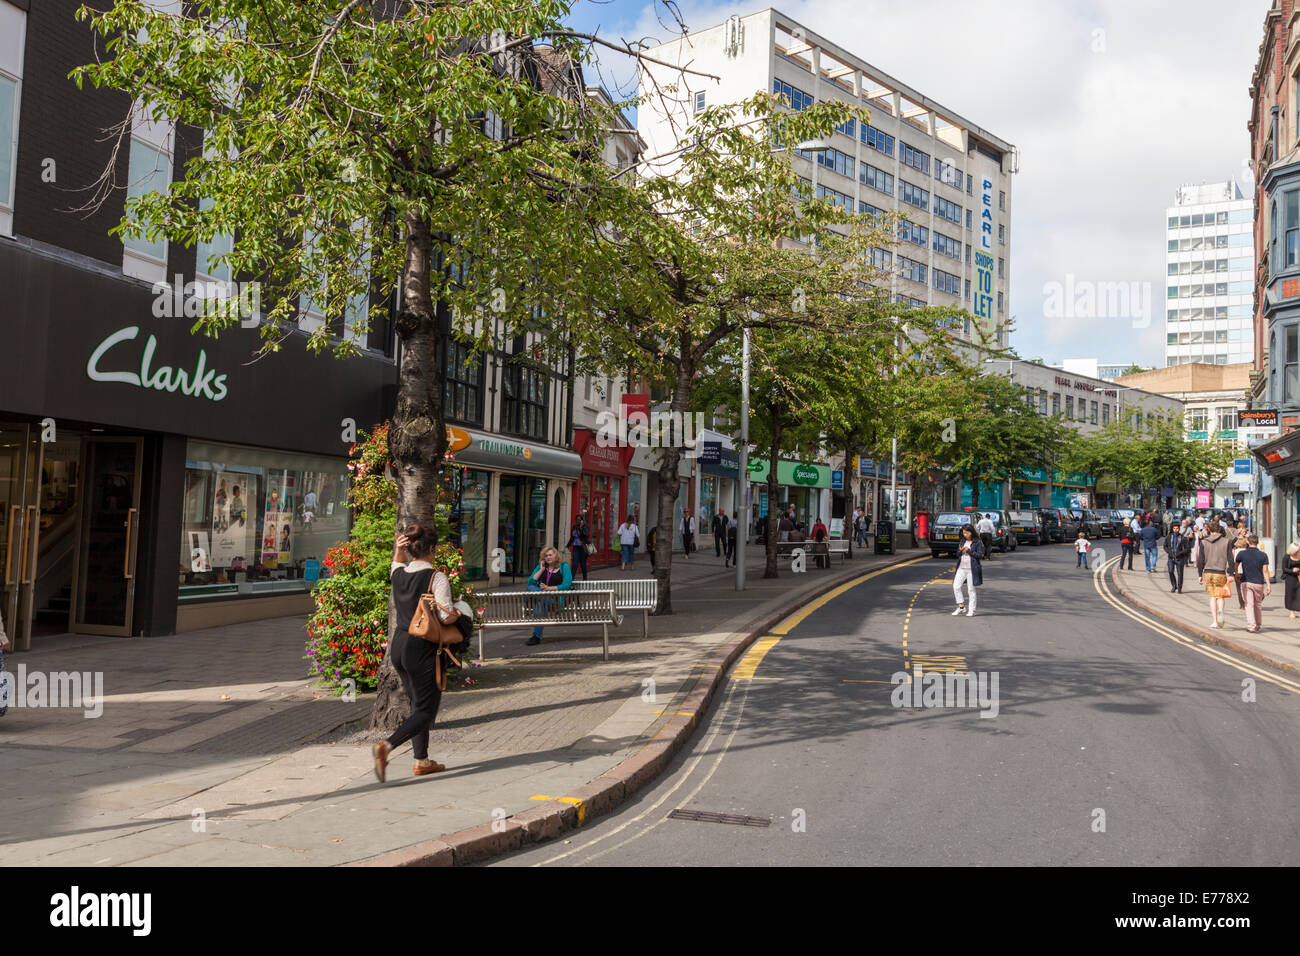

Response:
(636, 8), (1017, 345)
(1164, 181), (1254, 367)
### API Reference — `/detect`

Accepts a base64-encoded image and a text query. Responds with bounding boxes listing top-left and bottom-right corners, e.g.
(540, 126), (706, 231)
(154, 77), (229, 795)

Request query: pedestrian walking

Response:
(1283, 542), (1300, 619)
(1164, 522), (1192, 593)
(647, 525), (658, 570)
(1161, 510), (1173, 534)
(569, 514), (590, 581)
(372, 524), (455, 782)
(811, 517), (829, 569)
(778, 512), (794, 543)
(952, 524), (984, 616)
(1139, 517), (1161, 573)
(1119, 518), (1136, 571)
(724, 512), (739, 568)
(525, 545), (573, 646)
(616, 515), (639, 571)
(976, 512), (996, 560)
(1234, 535), (1271, 633)
(1230, 531), (1250, 612)
(855, 510), (869, 548)
(1195, 519), (1233, 629)
(680, 513), (695, 557)
(712, 509), (727, 558)
(1074, 529), (1091, 568)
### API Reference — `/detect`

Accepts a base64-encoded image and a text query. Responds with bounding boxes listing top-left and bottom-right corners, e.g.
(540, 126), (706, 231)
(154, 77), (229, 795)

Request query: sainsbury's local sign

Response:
(86, 326), (229, 402)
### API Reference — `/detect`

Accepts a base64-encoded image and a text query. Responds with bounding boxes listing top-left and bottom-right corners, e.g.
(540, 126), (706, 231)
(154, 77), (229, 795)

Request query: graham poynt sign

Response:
(86, 326), (229, 402)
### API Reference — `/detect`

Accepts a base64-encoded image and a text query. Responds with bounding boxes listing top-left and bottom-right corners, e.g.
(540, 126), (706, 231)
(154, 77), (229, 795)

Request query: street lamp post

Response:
(737, 323), (750, 592)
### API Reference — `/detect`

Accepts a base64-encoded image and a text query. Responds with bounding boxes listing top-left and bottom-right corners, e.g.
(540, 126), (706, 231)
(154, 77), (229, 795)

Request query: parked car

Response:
(1040, 507), (1078, 542)
(929, 510), (975, 557)
(1093, 510), (1120, 537)
(1036, 508), (1061, 542)
(1069, 508), (1104, 538)
(1008, 510), (1049, 545)
(929, 510), (1017, 556)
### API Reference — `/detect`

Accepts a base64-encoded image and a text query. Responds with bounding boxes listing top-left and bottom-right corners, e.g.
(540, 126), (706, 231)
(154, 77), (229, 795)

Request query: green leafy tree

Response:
(73, 0), (689, 728)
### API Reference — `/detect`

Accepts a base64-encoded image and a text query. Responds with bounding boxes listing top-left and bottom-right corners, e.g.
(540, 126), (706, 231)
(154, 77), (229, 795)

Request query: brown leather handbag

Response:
(409, 573), (461, 646)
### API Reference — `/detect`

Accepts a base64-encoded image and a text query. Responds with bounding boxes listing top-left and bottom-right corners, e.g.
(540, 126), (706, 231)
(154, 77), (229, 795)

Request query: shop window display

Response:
(180, 440), (350, 600)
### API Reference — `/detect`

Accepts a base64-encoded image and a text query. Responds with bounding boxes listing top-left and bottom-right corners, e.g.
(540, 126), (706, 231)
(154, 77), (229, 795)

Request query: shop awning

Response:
(1251, 427), (1300, 479)
(447, 425), (582, 480)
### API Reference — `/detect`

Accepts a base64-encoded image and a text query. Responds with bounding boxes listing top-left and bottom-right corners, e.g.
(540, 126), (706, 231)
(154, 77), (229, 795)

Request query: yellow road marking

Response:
(1093, 556), (1300, 694)
(530, 794), (588, 824)
(730, 557), (929, 682)
(733, 636), (781, 679)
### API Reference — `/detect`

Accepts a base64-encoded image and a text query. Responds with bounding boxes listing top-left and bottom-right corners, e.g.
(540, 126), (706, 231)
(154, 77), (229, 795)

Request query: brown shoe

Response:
(413, 760), (446, 776)
(372, 741), (391, 783)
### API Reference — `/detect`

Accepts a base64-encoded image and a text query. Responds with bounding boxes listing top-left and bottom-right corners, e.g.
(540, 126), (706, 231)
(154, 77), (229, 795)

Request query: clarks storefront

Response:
(0, 240), (394, 648)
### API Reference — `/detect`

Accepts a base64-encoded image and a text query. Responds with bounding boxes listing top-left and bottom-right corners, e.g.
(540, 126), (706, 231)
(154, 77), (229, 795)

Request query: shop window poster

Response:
(189, 531), (211, 572)
(211, 472), (250, 568)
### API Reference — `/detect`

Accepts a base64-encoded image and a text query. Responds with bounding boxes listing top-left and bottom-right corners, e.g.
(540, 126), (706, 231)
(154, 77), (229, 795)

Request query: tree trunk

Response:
(842, 441), (857, 558)
(970, 469), (981, 512)
(370, 211), (447, 734)
(764, 412), (782, 579)
(652, 357), (696, 615)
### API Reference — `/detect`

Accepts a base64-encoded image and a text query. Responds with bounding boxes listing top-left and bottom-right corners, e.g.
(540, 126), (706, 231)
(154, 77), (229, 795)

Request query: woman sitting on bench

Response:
(526, 546), (572, 646)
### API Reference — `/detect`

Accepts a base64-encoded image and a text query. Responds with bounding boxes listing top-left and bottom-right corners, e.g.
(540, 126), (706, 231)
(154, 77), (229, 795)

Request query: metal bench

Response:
(476, 589), (622, 661)
(570, 578), (658, 637)
(826, 539), (850, 561)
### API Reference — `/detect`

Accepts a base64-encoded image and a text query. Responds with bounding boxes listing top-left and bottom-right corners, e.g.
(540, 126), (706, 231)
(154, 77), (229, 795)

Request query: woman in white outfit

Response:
(952, 524), (985, 617)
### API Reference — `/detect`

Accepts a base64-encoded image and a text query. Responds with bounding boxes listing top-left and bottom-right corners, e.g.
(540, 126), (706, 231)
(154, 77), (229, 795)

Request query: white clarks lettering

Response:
(49, 885), (151, 936)
(86, 326), (229, 402)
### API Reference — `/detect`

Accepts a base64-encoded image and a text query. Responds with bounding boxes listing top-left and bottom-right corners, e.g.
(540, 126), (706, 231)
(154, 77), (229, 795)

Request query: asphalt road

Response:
(494, 542), (1300, 866)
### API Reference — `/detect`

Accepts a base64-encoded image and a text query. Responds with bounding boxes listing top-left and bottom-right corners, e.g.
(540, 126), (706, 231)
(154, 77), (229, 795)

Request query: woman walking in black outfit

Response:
(1284, 542), (1300, 620)
(372, 524), (455, 783)
(569, 515), (590, 581)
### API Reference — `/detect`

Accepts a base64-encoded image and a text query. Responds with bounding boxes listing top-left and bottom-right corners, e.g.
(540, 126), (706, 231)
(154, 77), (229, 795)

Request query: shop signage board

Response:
(1196, 489), (1212, 508)
(452, 425), (582, 479)
(746, 459), (833, 488)
(1239, 409), (1279, 427)
(1233, 458), (1251, 475)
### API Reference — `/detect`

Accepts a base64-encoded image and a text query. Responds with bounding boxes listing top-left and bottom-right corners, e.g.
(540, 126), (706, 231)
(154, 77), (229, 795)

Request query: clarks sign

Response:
(86, 326), (229, 401)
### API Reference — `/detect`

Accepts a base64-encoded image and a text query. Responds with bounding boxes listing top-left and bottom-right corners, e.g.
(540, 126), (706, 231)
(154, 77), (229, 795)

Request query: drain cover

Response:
(668, 809), (771, 827)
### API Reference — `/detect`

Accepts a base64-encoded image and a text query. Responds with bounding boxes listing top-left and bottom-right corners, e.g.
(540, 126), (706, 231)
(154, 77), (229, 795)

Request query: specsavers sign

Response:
(445, 425), (581, 479)
(746, 459), (833, 488)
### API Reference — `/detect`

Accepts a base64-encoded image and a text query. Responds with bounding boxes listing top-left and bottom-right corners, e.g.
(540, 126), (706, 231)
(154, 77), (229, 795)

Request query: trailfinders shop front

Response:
(0, 241), (393, 649)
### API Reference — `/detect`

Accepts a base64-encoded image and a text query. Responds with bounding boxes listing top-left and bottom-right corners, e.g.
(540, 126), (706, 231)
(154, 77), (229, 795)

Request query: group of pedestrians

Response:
(1118, 513), (1163, 572)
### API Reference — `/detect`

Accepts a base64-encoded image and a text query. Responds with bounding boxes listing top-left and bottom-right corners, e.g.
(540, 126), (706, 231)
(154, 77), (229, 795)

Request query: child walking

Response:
(1075, 529), (1091, 569)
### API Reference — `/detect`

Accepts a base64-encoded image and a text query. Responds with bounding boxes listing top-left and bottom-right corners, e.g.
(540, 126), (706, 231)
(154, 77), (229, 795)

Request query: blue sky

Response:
(559, 0), (1271, 369)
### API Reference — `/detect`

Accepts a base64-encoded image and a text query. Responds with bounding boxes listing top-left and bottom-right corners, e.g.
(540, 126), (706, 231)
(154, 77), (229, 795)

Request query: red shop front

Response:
(572, 428), (634, 567)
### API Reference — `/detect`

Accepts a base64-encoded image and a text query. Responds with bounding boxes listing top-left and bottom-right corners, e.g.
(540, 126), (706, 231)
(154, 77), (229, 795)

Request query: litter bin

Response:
(874, 520), (894, 555)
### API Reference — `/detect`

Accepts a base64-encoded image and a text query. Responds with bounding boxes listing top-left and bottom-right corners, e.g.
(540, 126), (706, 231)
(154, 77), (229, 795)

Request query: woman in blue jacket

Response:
(526, 546), (572, 646)
(952, 523), (985, 617)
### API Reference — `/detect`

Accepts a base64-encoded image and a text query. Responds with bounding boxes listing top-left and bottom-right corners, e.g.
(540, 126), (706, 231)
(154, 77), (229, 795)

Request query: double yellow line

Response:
(1093, 556), (1300, 694)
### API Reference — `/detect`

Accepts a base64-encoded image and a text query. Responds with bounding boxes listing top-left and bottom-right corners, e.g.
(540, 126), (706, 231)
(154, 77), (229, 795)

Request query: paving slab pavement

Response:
(0, 542), (922, 865)
(1108, 558), (1300, 677)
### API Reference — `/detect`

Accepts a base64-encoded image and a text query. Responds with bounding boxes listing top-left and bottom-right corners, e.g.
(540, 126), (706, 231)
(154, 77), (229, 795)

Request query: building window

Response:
(897, 255), (927, 284)
(773, 78), (813, 111)
(966, 173), (973, 195)
(859, 161), (894, 195)
(1286, 189), (1300, 267)
(1189, 407), (1208, 431)
(861, 123), (894, 156)
(998, 257), (1005, 279)
(934, 196), (962, 224)
(503, 357), (549, 441)
(964, 278), (970, 299)
(932, 268), (960, 295)
(1288, 324), (1299, 402)
(1052, 392), (1060, 415)
(1090, 400), (1098, 425)
(899, 180), (929, 211)
(1102, 403), (1110, 425)
(997, 223), (1005, 244)
(1038, 389), (1047, 415)
(932, 232), (960, 259)
(123, 136), (173, 268)
(810, 146), (855, 179)
(999, 190), (1006, 211)
(900, 142), (930, 174)
(442, 338), (484, 425)
(0, 2), (23, 236)
(1217, 407), (1236, 431)
(934, 158), (961, 188)
(898, 219), (928, 246)
(179, 440), (351, 604)
(834, 116), (855, 138)
(694, 90), (706, 113)
(1066, 395), (1074, 419)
